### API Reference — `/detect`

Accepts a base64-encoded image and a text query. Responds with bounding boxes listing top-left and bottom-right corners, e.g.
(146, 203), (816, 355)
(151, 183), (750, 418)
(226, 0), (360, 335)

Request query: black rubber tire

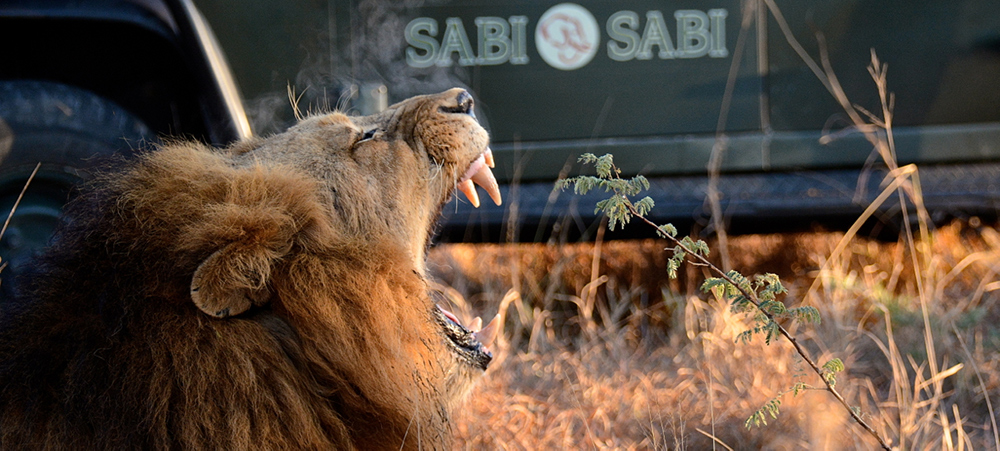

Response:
(0, 80), (154, 297)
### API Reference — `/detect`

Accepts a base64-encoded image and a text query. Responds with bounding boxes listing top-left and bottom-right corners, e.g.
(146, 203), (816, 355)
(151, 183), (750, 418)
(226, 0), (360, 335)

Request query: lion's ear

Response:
(190, 243), (281, 318)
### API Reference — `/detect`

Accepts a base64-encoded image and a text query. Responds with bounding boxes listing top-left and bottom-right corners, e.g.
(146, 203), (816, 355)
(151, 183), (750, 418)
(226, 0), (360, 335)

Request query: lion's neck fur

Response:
(0, 142), (456, 450)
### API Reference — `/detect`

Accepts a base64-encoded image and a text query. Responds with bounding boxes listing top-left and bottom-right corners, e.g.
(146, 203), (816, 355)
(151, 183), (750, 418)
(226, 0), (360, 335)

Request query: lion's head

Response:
(0, 89), (502, 450)
(250, 89), (497, 271)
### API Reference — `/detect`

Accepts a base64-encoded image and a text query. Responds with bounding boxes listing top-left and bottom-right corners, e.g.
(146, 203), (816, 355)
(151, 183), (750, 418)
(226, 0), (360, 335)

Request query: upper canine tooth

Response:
(470, 164), (502, 206)
(457, 179), (480, 208)
(484, 148), (495, 168)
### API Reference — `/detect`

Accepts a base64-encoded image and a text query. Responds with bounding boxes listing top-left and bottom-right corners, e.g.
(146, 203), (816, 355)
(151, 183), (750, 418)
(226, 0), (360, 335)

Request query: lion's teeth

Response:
(458, 179), (480, 208)
(469, 316), (483, 331)
(456, 151), (501, 207)
(473, 314), (500, 348)
(460, 154), (485, 182)
(484, 148), (495, 168)
(470, 164), (502, 206)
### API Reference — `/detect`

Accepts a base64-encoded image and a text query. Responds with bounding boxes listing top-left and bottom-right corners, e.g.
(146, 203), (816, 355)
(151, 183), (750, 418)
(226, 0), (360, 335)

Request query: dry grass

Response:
(432, 6), (1000, 448)
(430, 220), (1000, 449)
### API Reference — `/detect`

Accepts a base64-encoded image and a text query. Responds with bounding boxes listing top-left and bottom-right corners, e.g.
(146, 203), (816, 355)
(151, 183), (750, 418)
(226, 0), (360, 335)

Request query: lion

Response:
(0, 88), (502, 450)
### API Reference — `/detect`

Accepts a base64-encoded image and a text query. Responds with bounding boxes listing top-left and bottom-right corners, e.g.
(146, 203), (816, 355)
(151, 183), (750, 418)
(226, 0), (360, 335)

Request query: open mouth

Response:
(435, 305), (500, 370)
(455, 148), (502, 208)
(435, 100), (502, 370)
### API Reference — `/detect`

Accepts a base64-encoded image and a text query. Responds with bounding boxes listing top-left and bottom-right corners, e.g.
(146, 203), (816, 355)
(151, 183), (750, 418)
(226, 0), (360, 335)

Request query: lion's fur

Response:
(0, 89), (491, 449)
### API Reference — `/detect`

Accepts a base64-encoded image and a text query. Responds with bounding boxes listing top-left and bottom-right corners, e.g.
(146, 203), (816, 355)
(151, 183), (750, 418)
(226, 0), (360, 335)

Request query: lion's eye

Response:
(358, 129), (378, 142)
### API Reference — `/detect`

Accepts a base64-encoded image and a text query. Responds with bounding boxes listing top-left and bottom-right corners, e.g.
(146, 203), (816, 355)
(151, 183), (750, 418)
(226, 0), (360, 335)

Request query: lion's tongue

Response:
(457, 149), (501, 208)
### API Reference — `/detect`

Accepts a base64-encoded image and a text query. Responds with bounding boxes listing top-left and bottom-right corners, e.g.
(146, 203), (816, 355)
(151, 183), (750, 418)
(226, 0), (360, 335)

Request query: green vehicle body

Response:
(2, 0), (998, 286)
(197, 0), (1000, 239)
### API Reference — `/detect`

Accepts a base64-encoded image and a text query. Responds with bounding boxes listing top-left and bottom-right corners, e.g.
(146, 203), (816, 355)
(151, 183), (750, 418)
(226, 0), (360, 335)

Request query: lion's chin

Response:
(435, 305), (499, 371)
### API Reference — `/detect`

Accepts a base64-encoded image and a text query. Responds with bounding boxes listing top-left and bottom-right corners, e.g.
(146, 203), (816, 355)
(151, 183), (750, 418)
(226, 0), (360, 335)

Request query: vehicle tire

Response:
(0, 80), (154, 298)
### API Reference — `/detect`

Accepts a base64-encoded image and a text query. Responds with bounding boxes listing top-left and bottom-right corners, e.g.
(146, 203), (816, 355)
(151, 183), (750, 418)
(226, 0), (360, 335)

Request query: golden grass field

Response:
(430, 219), (1000, 449)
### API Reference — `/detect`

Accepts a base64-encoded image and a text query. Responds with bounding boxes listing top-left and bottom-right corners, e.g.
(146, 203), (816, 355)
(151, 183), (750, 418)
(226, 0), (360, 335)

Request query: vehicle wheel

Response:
(0, 80), (154, 298)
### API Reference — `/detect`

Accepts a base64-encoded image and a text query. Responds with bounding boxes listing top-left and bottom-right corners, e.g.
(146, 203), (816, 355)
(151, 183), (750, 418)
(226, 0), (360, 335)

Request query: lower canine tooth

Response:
(473, 314), (501, 348)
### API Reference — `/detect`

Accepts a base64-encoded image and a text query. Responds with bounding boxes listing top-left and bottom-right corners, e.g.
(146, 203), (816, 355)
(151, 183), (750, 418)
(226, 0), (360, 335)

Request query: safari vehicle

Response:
(197, 0), (1000, 241)
(3, 0), (999, 290)
(0, 0), (250, 294)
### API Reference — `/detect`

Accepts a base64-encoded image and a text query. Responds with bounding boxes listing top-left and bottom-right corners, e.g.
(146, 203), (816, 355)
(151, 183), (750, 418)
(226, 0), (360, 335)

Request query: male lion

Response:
(0, 89), (502, 450)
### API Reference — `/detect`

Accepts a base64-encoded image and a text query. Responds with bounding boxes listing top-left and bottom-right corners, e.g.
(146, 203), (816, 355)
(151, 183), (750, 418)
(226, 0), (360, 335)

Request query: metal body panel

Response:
(195, 0), (1000, 236)
(0, 0), (249, 145)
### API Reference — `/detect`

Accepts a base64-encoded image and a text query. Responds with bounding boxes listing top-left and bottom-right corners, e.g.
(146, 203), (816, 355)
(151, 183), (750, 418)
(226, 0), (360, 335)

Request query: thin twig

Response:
(602, 184), (893, 449)
(0, 162), (42, 241)
(705, 0), (756, 272)
(635, 206), (891, 449)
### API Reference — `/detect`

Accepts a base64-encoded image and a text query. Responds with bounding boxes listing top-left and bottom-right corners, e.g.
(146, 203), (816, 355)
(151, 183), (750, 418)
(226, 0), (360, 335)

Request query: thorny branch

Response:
(562, 158), (892, 450)
(622, 196), (892, 450)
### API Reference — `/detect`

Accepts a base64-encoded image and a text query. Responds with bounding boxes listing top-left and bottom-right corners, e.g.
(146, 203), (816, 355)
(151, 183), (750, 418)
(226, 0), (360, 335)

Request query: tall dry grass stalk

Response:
(763, 1), (994, 445)
(0, 162), (41, 275)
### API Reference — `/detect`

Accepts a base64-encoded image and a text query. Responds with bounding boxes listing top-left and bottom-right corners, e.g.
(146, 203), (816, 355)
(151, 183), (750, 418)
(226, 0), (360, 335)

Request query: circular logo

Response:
(535, 3), (600, 70)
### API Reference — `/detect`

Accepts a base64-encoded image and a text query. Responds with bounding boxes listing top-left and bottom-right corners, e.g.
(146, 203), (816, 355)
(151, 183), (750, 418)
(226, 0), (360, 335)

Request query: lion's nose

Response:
(454, 90), (473, 115)
(440, 89), (476, 119)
